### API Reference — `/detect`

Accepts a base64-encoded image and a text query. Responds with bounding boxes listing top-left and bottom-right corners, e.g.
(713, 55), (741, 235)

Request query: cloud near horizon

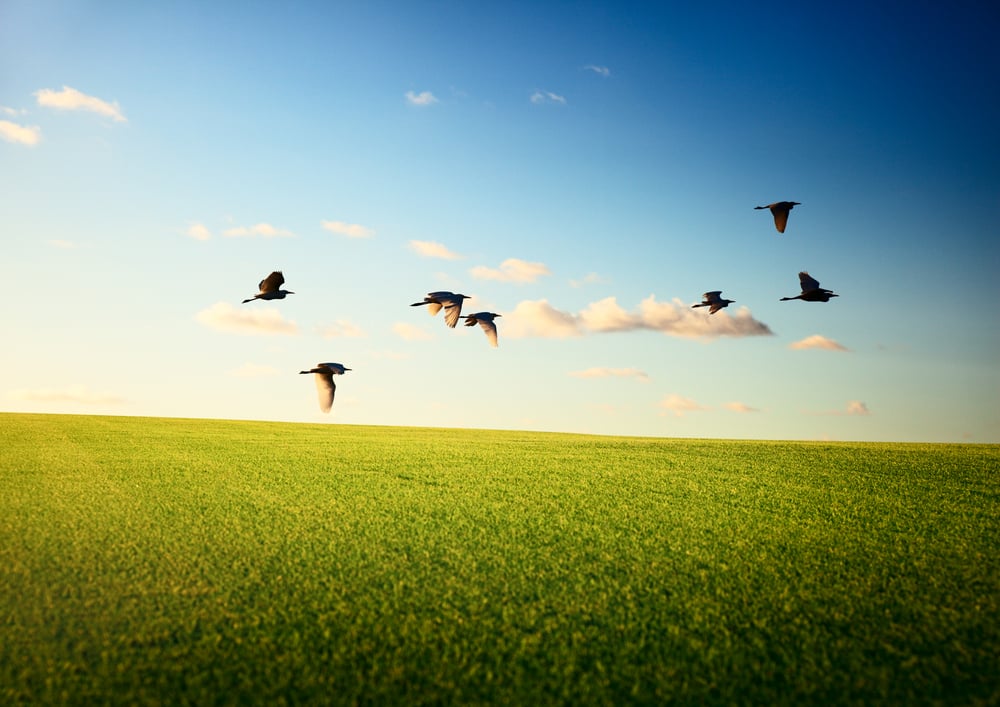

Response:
(659, 394), (708, 417)
(569, 367), (650, 383)
(723, 401), (760, 413)
(8, 385), (127, 405)
(223, 223), (293, 238)
(322, 220), (374, 238)
(0, 120), (41, 146)
(503, 296), (774, 339)
(470, 258), (551, 283)
(196, 302), (298, 336)
(35, 86), (126, 122)
(409, 240), (463, 260)
(790, 334), (850, 352)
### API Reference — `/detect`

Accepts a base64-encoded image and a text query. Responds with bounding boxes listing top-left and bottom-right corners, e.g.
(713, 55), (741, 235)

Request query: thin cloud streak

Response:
(35, 86), (126, 122)
(569, 367), (650, 382)
(504, 296), (774, 339)
(8, 385), (127, 405)
(530, 90), (566, 104)
(790, 334), (850, 351)
(319, 320), (367, 339)
(723, 401), (760, 413)
(196, 302), (298, 336)
(584, 64), (611, 77)
(0, 120), (41, 145)
(470, 258), (551, 283)
(659, 394), (708, 417)
(223, 223), (293, 238)
(322, 220), (375, 238)
(409, 240), (463, 260)
(392, 322), (434, 341)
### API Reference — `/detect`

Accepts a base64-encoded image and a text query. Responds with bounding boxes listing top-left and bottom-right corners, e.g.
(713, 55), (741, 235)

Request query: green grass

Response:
(1, 413), (997, 705)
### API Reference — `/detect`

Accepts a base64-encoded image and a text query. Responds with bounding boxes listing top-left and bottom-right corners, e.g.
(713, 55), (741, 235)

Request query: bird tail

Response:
(242, 297), (255, 303)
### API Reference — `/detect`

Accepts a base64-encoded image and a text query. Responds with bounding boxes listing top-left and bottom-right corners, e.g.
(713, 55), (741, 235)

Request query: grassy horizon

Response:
(1, 413), (997, 705)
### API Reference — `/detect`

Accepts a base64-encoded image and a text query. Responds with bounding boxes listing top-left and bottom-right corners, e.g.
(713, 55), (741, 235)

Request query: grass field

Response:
(1, 413), (997, 705)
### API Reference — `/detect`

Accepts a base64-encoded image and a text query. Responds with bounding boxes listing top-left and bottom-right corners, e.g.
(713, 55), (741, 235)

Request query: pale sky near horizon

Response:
(2, 1), (998, 442)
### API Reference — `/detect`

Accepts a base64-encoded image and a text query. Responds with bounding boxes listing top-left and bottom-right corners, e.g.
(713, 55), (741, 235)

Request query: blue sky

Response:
(2, 0), (998, 442)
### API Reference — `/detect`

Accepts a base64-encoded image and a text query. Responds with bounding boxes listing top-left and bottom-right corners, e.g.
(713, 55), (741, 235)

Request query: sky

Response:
(2, 0), (998, 442)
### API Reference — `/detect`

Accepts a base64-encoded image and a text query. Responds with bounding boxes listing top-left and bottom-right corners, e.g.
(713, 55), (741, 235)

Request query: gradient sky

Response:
(2, 1), (998, 442)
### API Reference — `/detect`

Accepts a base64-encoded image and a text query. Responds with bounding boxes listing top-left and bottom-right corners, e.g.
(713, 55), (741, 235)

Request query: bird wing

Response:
(318, 362), (349, 375)
(798, 272), (821, 291)
(772, 208), (790, 233)
(478, 318), (499, 347)
(703, 291), (722, 302)
(314, 372), (335, 413)
(709, 302), (725, 314)
(427, 291), (454, 299)
(426, 302), (443, 316)
(258, 271), (284, 294)
(443, 301), (465, 328)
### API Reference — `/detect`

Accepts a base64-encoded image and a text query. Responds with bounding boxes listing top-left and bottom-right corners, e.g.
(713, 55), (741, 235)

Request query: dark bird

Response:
(463, 312), (502, 347)
(780, 272), (839, 302)
(299, 362), (351, 413)
(692, 291), (735, 315)
(410, 291), (470, 328)
(242, 271), (294, 303)
(755, 201), (800, 233)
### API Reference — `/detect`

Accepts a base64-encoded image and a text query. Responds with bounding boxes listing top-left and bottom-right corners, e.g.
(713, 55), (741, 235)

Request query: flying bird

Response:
(780, 272), (839, 302)
(464, 312), (502, 347)
(299, 362), (351, 413)
(410, 291), (471, 328)
(755, 201), (800, 233)
(692, 291), (735, 315)
(242, 271), (294, 303)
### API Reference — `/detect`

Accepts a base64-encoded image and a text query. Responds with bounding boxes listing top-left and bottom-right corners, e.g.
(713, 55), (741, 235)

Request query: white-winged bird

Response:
(464, 312), (501, 347)
(780, 272), (839, 302)
(299, 362), (351, 413)
(754, 201), (800, 233)
(243, 271), (294, 303)
(692, 291), (735, 315)
(410, 291), (471, 328)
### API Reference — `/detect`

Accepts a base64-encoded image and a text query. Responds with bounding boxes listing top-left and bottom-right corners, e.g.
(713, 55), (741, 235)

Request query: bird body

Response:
(692, 291), (735, 315)
(243, 271), (294, 303)
(780, 272), (839, 302)
(463, 312), (501, 347)
(299, 362), (351, 413)
(755, 201), (800, 233)
(410, 291), (470, 327)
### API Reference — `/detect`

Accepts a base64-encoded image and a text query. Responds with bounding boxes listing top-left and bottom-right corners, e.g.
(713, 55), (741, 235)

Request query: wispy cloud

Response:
(223, 223), (293, 238)
(196, 302), (298, 336)
(0, 120), (41, 146)
(504, 296), (774, 339)
(570, 272), (610, 288)
(659, 394), (708, 417)
(405, 90), (438, 106)
(846, 401), (871, 416)
(49, 239), (78, 249)
(8, 385), (127, 405)
(569, 367), (650, 383)
(228, 363), (279, 378)
(584, 64), (611, 77)
(723, 401), (760, 413)
(470, 258), (551, 283)
(409, 240), (463, 260)
(35, 86), (126, 122)
(319, 320), (366, 338)
(186, 223), (211, 241)
(530, 90), (566, 105)
(392, 322), (434, 341)
(790, 334), (850, 352)
(322, 220), (374, 239)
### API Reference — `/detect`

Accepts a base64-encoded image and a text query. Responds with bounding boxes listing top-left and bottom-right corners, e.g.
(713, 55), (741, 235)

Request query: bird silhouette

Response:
(780, 272), (839, 302)
(692, 291), (735, 315)
(299, 362), (351, 413)
(463, 312), (501, 347)
(755, 201), (800, 233)
(242, 271), (294, 303)
(410, 291), (471, 328)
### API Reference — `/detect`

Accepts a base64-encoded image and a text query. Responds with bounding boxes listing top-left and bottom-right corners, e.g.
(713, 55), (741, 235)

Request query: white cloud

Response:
(659, 394), (708, 417)
(392, 322), (434, 341)
(1, 106), (24, 116)
(319, 320), (366, 338)
(405, 90), (438, 106)
(321, 220), (374, 239)
(195, 302), (298, 336)
(0, 120), (41, 146)
(846, 401), (871, 416)
(223, 223), (293, 238)
(187, 223), (211, 241)
(723, 401), (760, 413)
(8, 385), (126, 405)
(504, 296), (773, 340)
(570, 272), (610, 288)
(530, 90), (567, 105)
(470, 258), (551, 283)
(584, 65), (611, 77)
(228, 363), (279, 378)
(35, 86), (126, 122)
(409, 240), (463, 260)
(790, 334), (850, 352)
(569, 367), (650, 383)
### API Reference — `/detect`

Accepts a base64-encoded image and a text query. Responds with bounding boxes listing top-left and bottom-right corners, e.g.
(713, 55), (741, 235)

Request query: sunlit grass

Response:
(1, 413), (997, 704)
